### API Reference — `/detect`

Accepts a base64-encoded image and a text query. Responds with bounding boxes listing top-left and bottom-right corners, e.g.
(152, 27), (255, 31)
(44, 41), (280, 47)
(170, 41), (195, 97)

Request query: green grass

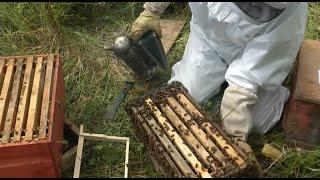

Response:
(305, 2), (320, 40)
(0, 2), (319, 178)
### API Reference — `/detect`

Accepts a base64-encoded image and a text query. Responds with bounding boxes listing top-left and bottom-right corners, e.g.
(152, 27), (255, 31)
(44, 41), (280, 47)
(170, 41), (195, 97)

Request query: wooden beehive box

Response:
(0, 54), (65, 177)
(282, 40), (320, 150)
(125, 82), (258, 178)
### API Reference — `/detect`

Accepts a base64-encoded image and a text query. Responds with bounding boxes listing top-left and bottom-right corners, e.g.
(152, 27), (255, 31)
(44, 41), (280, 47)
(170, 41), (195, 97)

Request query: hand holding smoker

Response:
(104, 30), (168, 120)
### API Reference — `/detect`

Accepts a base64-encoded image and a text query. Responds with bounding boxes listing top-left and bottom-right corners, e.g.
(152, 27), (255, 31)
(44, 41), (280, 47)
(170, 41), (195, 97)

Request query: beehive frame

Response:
(73, 125), (130, 178)
(0, 54), (56, 144)
(62, 119), (94, 173)
(126, 82), (258, 178)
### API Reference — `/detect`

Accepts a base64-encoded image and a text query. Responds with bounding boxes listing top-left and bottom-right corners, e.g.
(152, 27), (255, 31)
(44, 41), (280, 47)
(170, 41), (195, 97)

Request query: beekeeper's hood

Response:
(228, 2), (297, 24)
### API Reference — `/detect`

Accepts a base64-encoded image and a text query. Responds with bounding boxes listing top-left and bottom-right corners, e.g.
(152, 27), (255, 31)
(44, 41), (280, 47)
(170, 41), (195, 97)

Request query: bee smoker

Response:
(106, 30), (168, 82)
(104, 30), (168, 120)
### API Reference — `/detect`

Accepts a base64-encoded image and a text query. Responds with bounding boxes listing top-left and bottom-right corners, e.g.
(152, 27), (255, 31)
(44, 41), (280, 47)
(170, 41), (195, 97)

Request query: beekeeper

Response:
(129, 2), (307, 169)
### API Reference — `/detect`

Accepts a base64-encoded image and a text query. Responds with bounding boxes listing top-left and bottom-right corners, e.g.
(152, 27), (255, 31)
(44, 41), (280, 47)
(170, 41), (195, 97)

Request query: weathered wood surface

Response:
(39, 54), (54, 139)
(13, 56), (34, 142)
(2, 59), (23, 143)
(160, 19), (186, 55)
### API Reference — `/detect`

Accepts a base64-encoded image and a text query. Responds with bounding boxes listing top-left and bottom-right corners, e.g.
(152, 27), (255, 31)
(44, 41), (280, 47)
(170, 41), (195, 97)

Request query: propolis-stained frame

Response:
(125, 82), (258, 178)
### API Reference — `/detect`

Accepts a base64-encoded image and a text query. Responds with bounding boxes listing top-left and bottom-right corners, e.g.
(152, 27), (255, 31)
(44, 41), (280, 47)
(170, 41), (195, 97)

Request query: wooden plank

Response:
(0, 54), (56, 60)
(9, 135), (38, 141)
(178, 91), (249, 161)
(166, 96), (226, 166)
(149, 137), (184, 177)
(160, 103), (221, 173)
(80, 133), (129, 143)
(133, 107), (184, 177)
(73, 125), (85, 178)
(13, 56), (34, 142)
(145, 98), (211, 178)
(176, 93), (203, 118)
(175, 93), (246, 167)
(64, 119), (80, 135)
(25, 57), (43, 141)
(160, 19), (186, 55)
(38, 54), (54, 139)
(0, 59), (15, 135)
(261, 143), (283, 162)
(1, 59), (24, 143)
(132, 107), (197, 178)
(202, 125), (246, 168)
(124, 140), (129, 178)
(62, 141), (93, 173)
(0, 61), (6, 92)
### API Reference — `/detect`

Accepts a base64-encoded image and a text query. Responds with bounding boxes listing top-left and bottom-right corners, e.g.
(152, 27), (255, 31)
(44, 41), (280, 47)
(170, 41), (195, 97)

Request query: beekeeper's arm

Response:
(129, 2), (171, 41)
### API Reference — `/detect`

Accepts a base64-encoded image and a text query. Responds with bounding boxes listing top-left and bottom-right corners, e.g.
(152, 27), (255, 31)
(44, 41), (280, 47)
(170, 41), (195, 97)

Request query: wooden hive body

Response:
(126, 82), (258, 178)
(282, 40), (320, 149)
(0, 54), (65, 177)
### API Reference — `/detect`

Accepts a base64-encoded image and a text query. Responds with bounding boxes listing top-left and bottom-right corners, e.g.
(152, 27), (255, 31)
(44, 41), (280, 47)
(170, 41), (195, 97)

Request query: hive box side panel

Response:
(295, 40), (320, 104)
(48, 54), (66, 177)
(284, 100), (320, 149)
(0, 161), (56, 178)
(282, 40), (320, 149)
(0, 143), (56, 177)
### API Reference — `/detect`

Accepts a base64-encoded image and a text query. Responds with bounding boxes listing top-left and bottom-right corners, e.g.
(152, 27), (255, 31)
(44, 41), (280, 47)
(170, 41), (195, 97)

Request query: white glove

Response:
(220, 84), (258, 141)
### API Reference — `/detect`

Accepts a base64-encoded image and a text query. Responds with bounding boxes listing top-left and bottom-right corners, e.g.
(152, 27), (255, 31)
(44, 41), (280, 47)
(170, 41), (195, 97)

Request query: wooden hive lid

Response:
(295, 40), (320, 105)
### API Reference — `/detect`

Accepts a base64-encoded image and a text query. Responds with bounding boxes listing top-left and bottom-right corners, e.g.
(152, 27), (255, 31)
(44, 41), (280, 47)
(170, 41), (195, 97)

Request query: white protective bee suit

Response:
(133, 2), (308, 141)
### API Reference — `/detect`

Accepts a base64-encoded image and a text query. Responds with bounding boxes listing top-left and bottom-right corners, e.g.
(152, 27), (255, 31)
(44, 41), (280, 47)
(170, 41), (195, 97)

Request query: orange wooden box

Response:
(0, 54), (65, 177)
(282, 40), (320, 150)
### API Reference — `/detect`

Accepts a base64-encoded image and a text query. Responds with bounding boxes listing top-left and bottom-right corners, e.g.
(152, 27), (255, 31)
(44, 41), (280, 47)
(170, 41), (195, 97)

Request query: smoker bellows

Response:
(125, 82), (258, 178)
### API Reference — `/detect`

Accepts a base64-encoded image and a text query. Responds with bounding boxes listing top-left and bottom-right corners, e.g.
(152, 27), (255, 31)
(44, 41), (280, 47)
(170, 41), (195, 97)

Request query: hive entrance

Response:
(126, 82), (257, 178)
(0, 54), (56, 144)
